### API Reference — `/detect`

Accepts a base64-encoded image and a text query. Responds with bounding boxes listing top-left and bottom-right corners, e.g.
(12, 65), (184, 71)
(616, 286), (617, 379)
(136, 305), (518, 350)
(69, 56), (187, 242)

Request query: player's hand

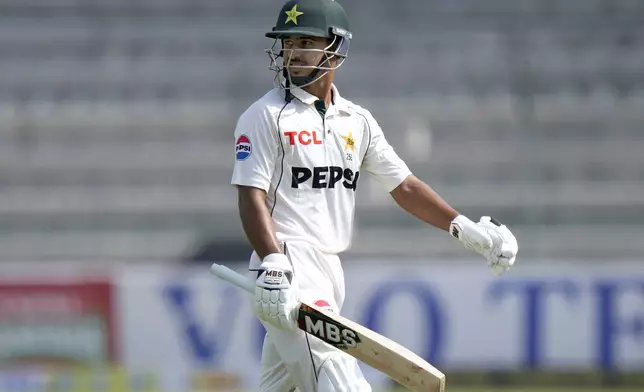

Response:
(449, 215), (518, 276)
(254, 253), (299, 330)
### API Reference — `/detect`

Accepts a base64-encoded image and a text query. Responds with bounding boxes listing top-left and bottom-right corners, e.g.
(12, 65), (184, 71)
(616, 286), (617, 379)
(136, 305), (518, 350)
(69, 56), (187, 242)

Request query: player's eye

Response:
(283, 40), (295, 48)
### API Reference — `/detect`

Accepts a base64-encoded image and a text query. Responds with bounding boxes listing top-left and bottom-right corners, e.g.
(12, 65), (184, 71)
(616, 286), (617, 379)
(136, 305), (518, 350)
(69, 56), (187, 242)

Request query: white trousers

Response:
(249, 241), (372, 392)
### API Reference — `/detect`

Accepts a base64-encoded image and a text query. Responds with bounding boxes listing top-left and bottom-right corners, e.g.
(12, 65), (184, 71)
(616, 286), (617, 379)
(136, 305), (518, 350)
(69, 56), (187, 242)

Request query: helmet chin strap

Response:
(289, 68), (322, 87)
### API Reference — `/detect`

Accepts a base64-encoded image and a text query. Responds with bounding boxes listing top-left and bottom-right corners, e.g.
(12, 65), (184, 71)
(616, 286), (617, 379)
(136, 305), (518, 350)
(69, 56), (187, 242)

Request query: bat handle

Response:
(210, 263), (256, 294)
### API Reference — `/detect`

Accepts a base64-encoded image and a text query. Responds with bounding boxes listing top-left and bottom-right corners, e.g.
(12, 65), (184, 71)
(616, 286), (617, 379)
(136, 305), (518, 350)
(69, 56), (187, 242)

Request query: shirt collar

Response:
(288, 84), (351, 115)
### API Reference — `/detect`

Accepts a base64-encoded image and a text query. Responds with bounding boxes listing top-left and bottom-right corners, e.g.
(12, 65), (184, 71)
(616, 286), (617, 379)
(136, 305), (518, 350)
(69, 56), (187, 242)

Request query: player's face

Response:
(282, 36), (334, 77)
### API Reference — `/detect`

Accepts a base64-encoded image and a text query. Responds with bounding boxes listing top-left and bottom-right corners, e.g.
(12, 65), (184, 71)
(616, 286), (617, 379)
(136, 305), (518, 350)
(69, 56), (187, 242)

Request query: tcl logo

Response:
(291, 166), (359, 191)
(284, 130), (322, 146)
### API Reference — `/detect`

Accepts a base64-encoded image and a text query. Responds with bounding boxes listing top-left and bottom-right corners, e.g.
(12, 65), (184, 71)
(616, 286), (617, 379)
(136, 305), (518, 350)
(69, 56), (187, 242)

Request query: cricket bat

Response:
(210, 263), (446, 392)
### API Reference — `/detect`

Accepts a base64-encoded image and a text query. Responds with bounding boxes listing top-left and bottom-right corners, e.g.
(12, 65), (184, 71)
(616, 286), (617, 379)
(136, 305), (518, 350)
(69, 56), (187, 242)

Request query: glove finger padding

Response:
(254, 253), (300, 331)
(501, 249), (516, 259)
(478, 216), (518, 274)
(452, 215), (519, 277)
(479, 217), (517, 248)
(490, 262), (509, 276)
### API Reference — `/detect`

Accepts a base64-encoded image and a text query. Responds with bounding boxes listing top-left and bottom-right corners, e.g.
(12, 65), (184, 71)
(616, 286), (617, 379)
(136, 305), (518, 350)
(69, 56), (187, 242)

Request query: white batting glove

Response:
(449, 215), (518, 276)
(254, 253), (299, 331)
(478, 216), (518, 276)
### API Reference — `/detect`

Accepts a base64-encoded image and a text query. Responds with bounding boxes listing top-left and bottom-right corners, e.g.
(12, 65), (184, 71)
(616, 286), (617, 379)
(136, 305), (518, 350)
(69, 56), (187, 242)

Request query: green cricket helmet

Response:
(265, 0), (352, 89)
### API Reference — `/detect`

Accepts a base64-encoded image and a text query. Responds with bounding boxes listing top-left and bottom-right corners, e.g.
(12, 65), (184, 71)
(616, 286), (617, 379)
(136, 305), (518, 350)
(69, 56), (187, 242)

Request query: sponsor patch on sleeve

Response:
(235, 135), (252, 161)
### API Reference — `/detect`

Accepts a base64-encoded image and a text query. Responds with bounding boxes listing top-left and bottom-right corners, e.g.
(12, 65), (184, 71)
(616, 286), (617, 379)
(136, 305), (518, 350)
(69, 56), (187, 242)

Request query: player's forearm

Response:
(390, 175), (459, 231)
(237, 186), (283, 259)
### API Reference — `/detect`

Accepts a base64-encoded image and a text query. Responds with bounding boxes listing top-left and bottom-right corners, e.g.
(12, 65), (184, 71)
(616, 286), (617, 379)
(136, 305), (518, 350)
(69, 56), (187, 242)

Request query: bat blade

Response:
(297, 302), (445, 392)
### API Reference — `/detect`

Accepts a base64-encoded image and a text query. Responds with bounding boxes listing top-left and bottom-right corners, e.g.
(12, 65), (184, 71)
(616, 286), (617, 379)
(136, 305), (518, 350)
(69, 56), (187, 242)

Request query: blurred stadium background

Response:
(0, 0), (643, 391)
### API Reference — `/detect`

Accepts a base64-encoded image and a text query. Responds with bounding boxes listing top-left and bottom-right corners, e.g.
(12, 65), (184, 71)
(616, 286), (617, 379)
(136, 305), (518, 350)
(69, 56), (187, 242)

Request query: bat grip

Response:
(210, 263), (256, 294)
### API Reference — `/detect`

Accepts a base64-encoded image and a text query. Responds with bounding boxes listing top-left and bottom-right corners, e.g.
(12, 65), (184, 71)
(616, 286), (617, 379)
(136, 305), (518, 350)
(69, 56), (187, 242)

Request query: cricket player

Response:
(230, 0), (519, 391)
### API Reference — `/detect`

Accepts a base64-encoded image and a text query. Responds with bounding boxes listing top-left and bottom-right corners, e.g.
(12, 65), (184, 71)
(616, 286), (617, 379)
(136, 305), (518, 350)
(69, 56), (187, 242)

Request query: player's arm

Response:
(361, 110), (518, 276)
(230, 106), (283, 259)
(390, 175), (458, 231)
(237, 185), (281, 259)
(230, 105), (298, 331)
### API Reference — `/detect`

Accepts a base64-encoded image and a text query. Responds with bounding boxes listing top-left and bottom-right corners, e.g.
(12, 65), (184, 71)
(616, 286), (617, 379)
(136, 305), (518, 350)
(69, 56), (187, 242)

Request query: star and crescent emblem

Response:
(285, 4), (304, 24)
(341, 131), (355, 152)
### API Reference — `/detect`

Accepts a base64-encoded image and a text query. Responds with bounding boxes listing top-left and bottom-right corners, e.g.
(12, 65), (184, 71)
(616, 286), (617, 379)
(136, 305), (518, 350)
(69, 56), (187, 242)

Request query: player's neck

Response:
(303, 75), (334, 108)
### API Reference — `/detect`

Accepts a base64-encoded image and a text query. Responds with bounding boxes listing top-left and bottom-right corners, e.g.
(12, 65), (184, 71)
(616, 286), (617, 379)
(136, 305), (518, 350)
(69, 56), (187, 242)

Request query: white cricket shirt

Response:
(231, 85), (412, 257)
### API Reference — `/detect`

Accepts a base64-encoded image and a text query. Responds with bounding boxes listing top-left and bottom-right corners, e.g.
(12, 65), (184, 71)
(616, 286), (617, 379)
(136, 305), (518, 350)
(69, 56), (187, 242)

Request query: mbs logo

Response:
(284, 130), (322, 146)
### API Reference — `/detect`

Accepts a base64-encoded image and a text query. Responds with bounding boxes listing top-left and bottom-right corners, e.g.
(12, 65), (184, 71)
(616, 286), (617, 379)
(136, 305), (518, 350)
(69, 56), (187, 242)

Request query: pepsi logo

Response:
(235, 135), (252, 161)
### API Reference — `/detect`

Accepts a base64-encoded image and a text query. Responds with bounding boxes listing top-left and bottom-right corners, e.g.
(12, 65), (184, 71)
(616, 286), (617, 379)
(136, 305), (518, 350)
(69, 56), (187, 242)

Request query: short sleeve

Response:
(230, 105), (278, 191)
(361, 110), (412, 192)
